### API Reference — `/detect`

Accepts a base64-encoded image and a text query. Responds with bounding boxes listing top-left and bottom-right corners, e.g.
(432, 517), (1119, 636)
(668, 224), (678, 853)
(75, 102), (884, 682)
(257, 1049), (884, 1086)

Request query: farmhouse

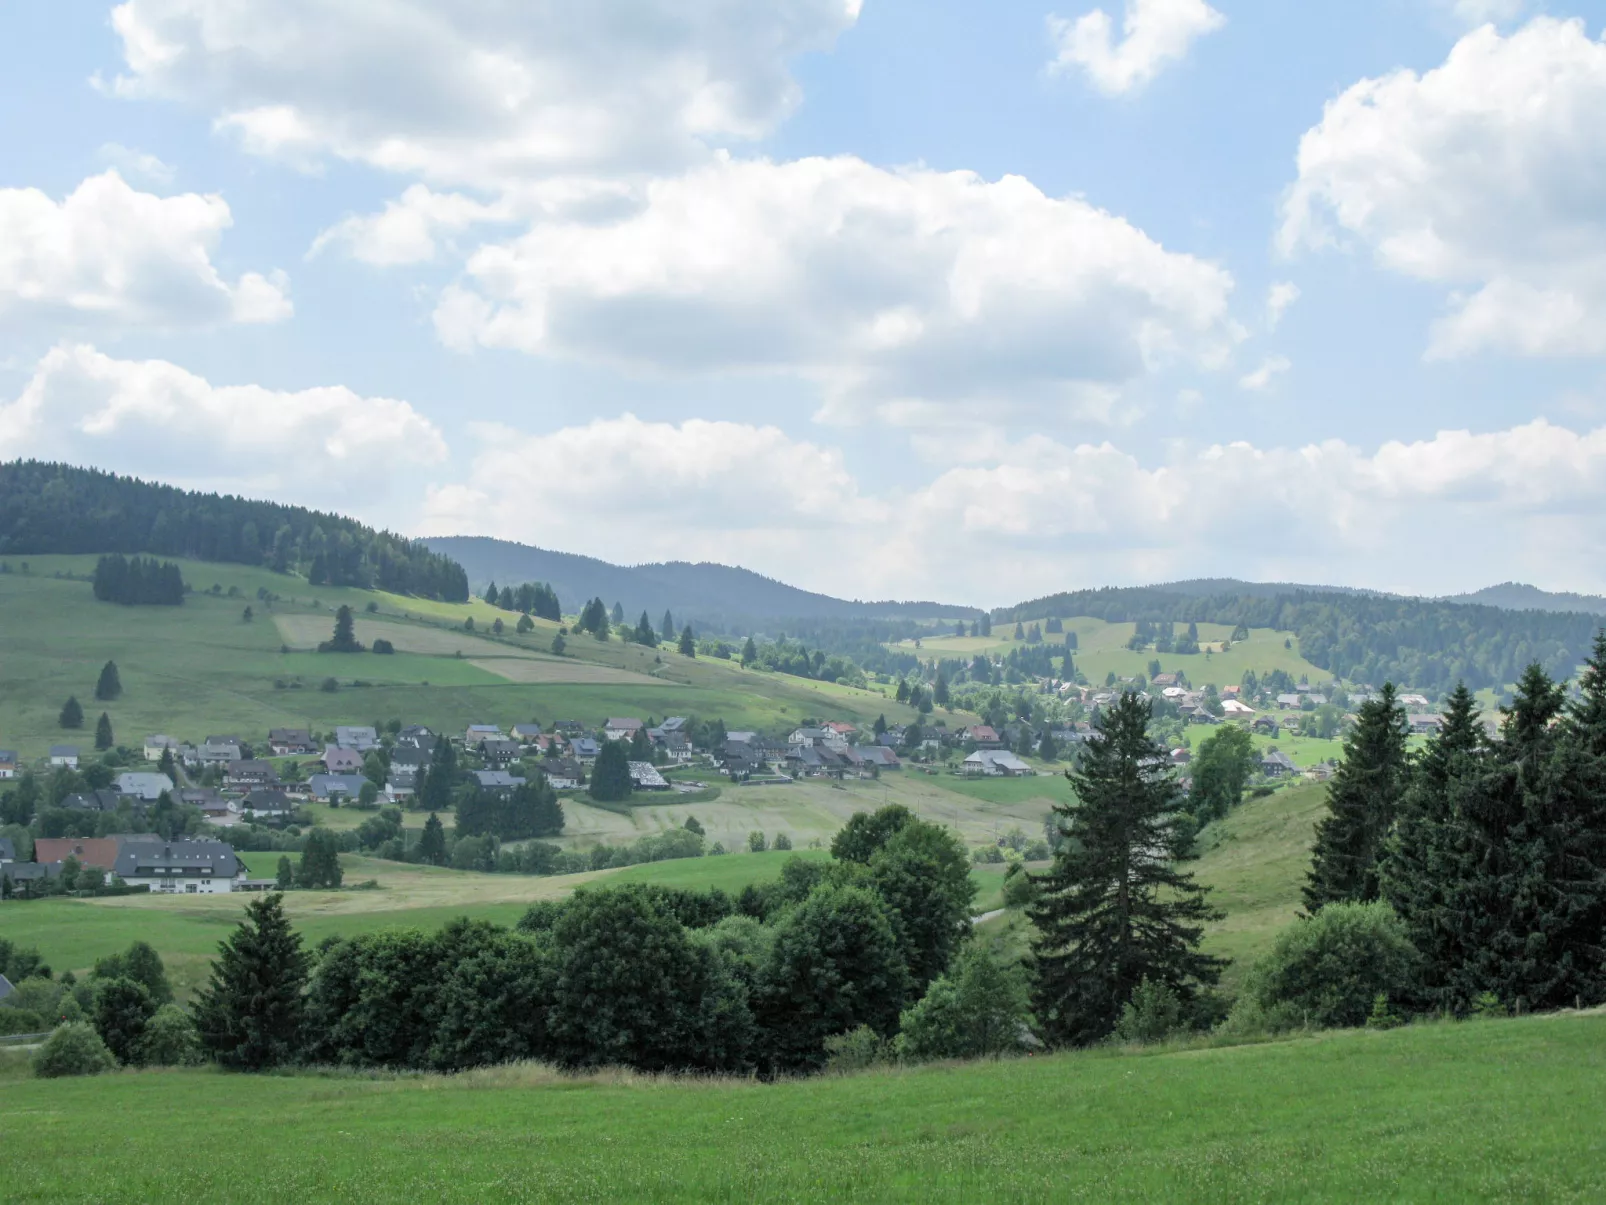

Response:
(1252, 716), (1281, 736)
(1221, 699), (1256, 715)
(322, 746), (363, 774)
(963, 749), (1032, 777)
(114, 771), (174, 801)
(1409, 714), (1445, 735)
(0, 750), (18, 779)
(114, 838), (243, 894)
(1262, 751), (1298, 777)
(306, 775), (367, 803)
(335, 726), (379, 751)
(385, 765), (419, 803)
(481, 739), (521, 767)
(241, 788), (295, 818)
(49, 745), (80, 768)
(200, 736), (242, 765)
(143, 735), (178, 762)
(542, 759), (583, 790)
(268, 728), (316, 755)
(225, 760), (278, 789)
(604, 718), (645, 742)
(964, 725), (1004, 750)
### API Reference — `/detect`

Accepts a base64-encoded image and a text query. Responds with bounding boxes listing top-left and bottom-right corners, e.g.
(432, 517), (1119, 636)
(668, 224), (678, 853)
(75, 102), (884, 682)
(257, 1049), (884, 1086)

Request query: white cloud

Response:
(1445, 1), (1526, 27)
(1266, 281), (1300, 330)
(433, 155), (1237, 425)
(1047, 0), (1226, 96)
(1281, 18), (1606, 359)
(418, 410), (1606, 602)
(0, 345), (446, 514)
(109, 0), (861, 188)
(0, 170), (289, 329)
(1239, 355), (1290, 390)
(97, 143), (175, 185)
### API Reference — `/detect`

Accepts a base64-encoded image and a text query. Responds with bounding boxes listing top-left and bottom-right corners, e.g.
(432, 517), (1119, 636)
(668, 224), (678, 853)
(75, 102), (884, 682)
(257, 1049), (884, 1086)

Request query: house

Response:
(965, 725), (1003, 750)
(0, 837), (14, 863)
(396, 726), (436, 748)
(34, 837), (123, 871)
(788, 727), (828, 748)
(61, 789), (124, 813)
(1261, 751), (1298, 777)
(268, 728), (316, 755)
(553, 720), (584, 736)
(1399, 694), (1432, 708)
(225, 760), (278, 789)
(49, 745), (80, 769)
(115, 772), (174, 802)
(523, 733), (566, 756)
(143, 735), (179, 762)
(963, 749), (1032, 777)
(604, 718), (645, 742)
(388, 744), (430, 771)
(656, 731), (694, 762)
(541, 759), (584, 790)
(570, 737), (600, 763)
(481, 739), (521, 767)
(857, 746), (901, 770)
(1408, 714), (1445, 735)
(0, 750), (14, 779)
(1304, 763), (1338, 783)
(1252, 715), (1281, 737)
(1221, 685), (1241, 697)
(322, 746), (364, 774)
(1170, 748), (1192, 766)
(1221, 699), (1256, 715)
(242, 788), (296, 816)
(182, 789), (233, 821)
(1152, 673), (1180, 688)
(628, 762), (670, 790)
(510, 724), (545, 744)
(1, 861), (65, 895)
(385, 766), (419, 803)
(823, 721), (856, 738)
(464, 724), (503, 748)
(114, 838), (242, 895)
(305, 775), (367, 803)
(473, 770), (522, 794)
(335, 726), (379, 751)
(658, 717), (689, 735)
(1161, 686), (1188, 699)
(1275, 693), (1304, 710)
(200, 736), (243, 765)
(722, 745), (766, 778)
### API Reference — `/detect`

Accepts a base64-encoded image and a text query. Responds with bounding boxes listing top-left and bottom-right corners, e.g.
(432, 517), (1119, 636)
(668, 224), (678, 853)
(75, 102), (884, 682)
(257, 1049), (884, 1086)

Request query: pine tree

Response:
(634, 611), (658, 647)
(59, 696), (84, 729)
(933, 674), (950, 707)
(319, 604), (364, 653)
(1304, 683), (1409, 912)
(95, 660), (122, 701)
(296, 829), (343, 889)
(419, 812), (448, 865)
(678, 625), (696, 657)
(95, 712), (114, 751)
(1013, 621), (1025, 640)
(275, 856), (294, 890)
(590, 741), (633, 802)
(419, 738), (458, 814)
(1380, 682), (1484, 1011)
(194, 893), (309, 1069)
(895, 680), (910, 704)
(742, 636), (758, 666)
(1029, 691), (1224, 1046)
(662, 610), (675, 641)
(484, 582), (500, 607)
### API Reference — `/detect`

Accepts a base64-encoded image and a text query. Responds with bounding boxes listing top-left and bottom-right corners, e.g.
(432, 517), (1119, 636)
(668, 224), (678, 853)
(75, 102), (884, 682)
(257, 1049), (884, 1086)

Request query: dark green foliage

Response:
(896, 944), (1030, 1061)
(194, 893), (310, 1069)
(0, 939), (50, 982)
(418, 736), (459, 814)
(59, 696), (83, 729)
(1240, 902), (1420, 1031)
(94, 660), (122, 701)
(92, 554), (183, 605)
(493, 581), (561, 621)
(275, 855), (294, 890)
(576, 597), (608, 635)
(1114, 977), (1183, 1043)
(1029, 691), (1224, 1047)
(633, 611), (658, 647)
(32, 1022), (116, 1078)
(5, 461), (467, 599)
(139, 1004), (203, 1066)
(756, 884), (911, 1072)
(1190, 724), (1256, 822)
(318, 605), (365, 653)
(678, 625), (696, 657)
(94, 712), (114, 751)
(92, 976), (158, 1064)
(92, 941), (173, 1005)
(371, 638), (394, 654)
(419, 812), (448, 865)
(455, 778), (564, 841)
(831, 804), (913, 864)
(589, 740), (632, 802)
(297, 829), (344, 888)
(866, 819), (975, 989)
(1305, 684), (1409, 912)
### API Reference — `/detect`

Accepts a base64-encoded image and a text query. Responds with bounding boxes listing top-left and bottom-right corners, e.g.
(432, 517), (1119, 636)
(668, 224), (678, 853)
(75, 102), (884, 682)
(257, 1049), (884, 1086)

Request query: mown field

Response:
(3, 1012), (1602, 1203)
(0, 555), (936, 758)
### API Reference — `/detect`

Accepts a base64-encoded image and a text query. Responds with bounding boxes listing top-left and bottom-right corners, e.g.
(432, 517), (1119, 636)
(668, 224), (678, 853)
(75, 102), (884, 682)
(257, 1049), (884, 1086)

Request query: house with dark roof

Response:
(49, 745), (80, 768)
(540, 759), (583, 790)
(1261, 751), (1299, 777)
(473, 770), (522, 795)
(0, 749), (15, 779)
(322, 746), (363, 774)
(242, 787), (296, 816)
(604, 718), (645, 742)
(571, 737), (600, 763)
(114, 838), (242, 894)
(481, 739), (521, 767)
(963, 749), (1032, 777)
(200, 737), (243, 765)
(510, 724), (545, 744)
(116, 771), (175, 801)
(335, 726), (379, 751)
(62, 789), (125, 812)
(268, 728), (316, 755)
(857, 746), (901, 770)
(305, 775), (366, 803)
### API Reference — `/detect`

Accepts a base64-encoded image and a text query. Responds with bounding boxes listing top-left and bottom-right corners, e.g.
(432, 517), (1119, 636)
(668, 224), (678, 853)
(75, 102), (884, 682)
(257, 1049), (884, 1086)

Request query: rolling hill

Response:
(1446, 581), (1606, 615)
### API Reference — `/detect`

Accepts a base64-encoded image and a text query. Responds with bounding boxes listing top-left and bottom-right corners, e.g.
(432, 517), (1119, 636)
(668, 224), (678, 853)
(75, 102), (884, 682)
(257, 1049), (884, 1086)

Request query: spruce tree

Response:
(1029, 691), (1224, 1046)
(95, 712), (114, 751)
(678, 625), (696, 657)
(296, 829), (344, 889)
(420, 812), (448, 865)
(419, 738), (458, 814)
(661, 610), (675, 642)
(194, 893), (309, 1069)
(1305, 682), (1409, 912)
(634, 611), (658, 647)
(933, 674), (950, 707)
(59, 696), (84, 729)
(95, 660), (122, 701)
(742, 636), (758, 666)
(590, 741), (633, 802)
(320, 604), (364, 653)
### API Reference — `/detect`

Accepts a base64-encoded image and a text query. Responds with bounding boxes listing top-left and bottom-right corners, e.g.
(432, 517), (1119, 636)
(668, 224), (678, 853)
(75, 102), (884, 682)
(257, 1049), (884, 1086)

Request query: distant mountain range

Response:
(1443, 582), (1606, 616)
(421, 536), (982, 627)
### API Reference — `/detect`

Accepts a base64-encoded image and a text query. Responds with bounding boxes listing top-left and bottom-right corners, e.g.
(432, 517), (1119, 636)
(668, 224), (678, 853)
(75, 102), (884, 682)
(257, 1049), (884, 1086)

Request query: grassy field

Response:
(0, 555), (942, 759)
(2, 1012), (1602, 1202)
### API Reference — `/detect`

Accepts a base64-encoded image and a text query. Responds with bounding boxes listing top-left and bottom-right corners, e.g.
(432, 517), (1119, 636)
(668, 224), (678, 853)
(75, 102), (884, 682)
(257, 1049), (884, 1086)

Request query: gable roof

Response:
(49, 745), (80, 758)
(115, 838), (240, 881)
(33, 837), (124, 870)
(0, 973), (12, 1002)
(605, 717), (644, 731)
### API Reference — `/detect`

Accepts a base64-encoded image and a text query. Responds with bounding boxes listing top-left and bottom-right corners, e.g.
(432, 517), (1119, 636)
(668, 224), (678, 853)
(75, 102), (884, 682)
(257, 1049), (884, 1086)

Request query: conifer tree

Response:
(933, 674), (950, 707)
(1304, 683), (1409, 912)
(95, 660), (122, 701)
(742, 636), (758, 666)
(95, 712), (114, 751)
(484, 582), (499, 606)
(296, 829), (343, 889)
(319, 604), (364, 653)
(59, 696), (84, 729)
(678, 625), (696, 657)
(1029, 691), (1224, 1046)
(661, 610), (675, 641)
(634, 611), (658, 647)
(419, 812), (448, 865)
(611, 601), (625, 625)
(194, 893), (309, 1069)
(418, 737), (458, 814)
(590, 741), (633, 802)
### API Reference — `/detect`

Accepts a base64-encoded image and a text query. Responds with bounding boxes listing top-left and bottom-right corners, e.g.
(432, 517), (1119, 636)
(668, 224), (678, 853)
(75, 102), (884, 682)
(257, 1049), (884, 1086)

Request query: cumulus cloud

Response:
(0, 170), (290, 329)
(1047, 0), (1226, 95)
(109, 0), (861, 187)
(0, 345), (446, 514)
(1445, 0), (1526, 26)
(1266, 281), (1300, 330)
(433, 155), (1237, 425)
(418, 411), (1606, 602)
(1238, 356), (1290, 391)
(1281, 18), (1606, 359)
(97, 143), (174, 185)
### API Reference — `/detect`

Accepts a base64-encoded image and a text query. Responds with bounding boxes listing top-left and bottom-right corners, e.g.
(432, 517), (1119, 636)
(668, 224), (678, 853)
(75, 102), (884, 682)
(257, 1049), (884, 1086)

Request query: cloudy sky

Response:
(4, 1), (1606, 605)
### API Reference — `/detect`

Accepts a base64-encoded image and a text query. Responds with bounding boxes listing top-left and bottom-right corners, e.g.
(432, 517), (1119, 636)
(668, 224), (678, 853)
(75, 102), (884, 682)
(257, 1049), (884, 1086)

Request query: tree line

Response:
(0, 461), (468, 601)
(484, 580), (562, 621)
(92, 555), (184, 606)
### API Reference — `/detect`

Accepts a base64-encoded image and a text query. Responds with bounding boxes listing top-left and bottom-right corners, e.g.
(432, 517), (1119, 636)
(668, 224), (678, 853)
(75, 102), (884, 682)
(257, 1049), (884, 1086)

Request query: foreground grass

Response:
(3, 1015), (1603, 1202)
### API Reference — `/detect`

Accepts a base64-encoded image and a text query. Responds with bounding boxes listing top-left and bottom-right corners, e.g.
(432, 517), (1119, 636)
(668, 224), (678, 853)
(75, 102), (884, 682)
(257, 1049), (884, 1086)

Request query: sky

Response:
(4, 0), (1606, 606)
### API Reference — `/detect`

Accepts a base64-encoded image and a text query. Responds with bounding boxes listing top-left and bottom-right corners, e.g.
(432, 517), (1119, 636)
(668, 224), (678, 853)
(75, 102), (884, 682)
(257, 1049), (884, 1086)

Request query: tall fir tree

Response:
(418, 737), (458, 814)
(94, 660), (122, 701)
(419, 812), (448, 865)
(634, 611), (658, 647)
(320, 604), (364, 653)
(1029, 691), (1224, 1046)
(194, 893), (309, 1069)
(1305, 682), (1409, 912)
(661, 610), (675, 642)
(59, 696), (83, 729)
(678, 625), (696, 657)
(590, 740), (633, 802)
(742, 636), (758, 666)
(95, 712), (114, 751)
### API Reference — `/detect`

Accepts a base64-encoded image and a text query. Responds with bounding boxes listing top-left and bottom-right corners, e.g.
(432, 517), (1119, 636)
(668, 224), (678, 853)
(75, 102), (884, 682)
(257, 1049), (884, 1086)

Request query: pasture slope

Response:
(1, 1012), (1601, 1202)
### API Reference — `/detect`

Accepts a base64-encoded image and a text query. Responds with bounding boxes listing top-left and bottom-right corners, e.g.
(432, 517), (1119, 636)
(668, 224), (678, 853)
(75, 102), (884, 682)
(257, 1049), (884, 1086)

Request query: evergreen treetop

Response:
(194, 892), (310, 1069)
(94, 660), (122, 701)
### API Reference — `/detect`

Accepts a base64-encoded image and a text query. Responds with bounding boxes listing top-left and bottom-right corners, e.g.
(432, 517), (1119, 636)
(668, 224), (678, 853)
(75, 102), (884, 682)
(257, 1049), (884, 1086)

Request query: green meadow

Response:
(2, 1012), (1602, 1203)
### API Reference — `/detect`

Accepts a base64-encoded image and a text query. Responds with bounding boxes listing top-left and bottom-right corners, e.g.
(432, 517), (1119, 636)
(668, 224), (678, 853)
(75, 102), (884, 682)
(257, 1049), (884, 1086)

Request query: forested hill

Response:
(424, 535), (981, 626)
(0, 462), (468, 601)
(1445, 582), (1606, 616)
(997, 585), (1602, 693)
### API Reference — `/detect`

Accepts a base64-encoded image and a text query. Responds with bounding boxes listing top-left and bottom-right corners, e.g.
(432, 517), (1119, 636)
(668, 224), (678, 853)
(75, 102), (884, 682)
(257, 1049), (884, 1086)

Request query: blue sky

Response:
(3, 0), (1606, 605)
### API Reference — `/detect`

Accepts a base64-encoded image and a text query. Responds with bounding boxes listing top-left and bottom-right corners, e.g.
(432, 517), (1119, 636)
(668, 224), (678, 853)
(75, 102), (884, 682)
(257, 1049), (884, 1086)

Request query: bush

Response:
(1114, 977), (1183, 1044)
(772, 832), (793, 851)
(33, 1022), (117, 1078)
(1233, 901), (1421, 1033)
(1001, 863), (1039, 910)
(92, 976), (157, 1064)
(748, 831), (767, 853)
(896, 945), (1031, 1061)
(0, 1008), (46, 1036)
(138, 1004), (204, 1066)
(823, 1025), (890, 1073)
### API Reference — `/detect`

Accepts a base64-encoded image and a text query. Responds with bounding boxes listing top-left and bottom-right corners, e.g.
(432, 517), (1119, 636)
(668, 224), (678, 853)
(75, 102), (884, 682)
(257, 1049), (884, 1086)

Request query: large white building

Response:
(112, 838), (243, 895)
